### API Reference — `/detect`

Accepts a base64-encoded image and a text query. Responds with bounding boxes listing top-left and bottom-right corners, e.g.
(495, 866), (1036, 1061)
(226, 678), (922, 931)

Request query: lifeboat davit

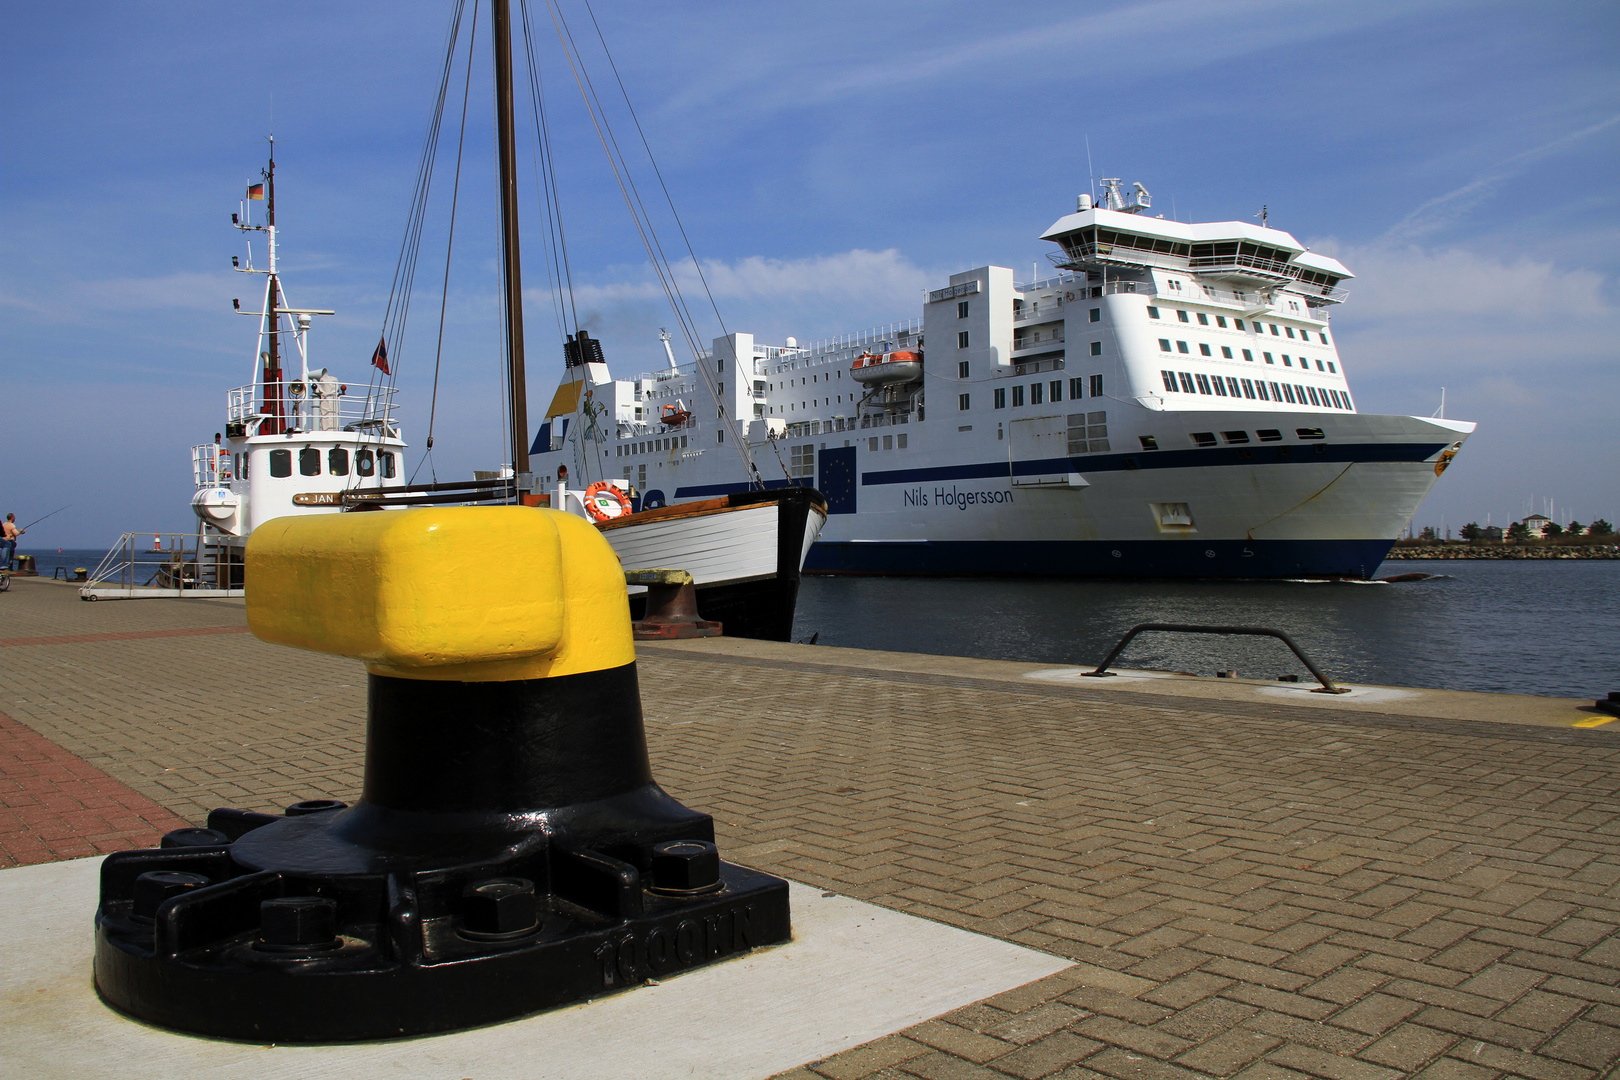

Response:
(850, 349), (922, 385)
(660, 402), (692, 426)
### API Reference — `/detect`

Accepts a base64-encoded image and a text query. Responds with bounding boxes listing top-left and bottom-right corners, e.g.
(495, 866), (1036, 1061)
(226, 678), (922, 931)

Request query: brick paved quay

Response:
(3, 576), (1619, 1078)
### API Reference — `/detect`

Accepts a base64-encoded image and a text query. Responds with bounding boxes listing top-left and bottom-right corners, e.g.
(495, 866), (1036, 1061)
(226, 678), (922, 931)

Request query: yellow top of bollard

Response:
(245, 507), (633, 681)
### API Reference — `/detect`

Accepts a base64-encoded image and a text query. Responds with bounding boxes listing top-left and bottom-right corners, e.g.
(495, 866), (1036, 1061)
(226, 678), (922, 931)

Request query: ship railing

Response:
(1188, 252), (1296, 278)
(192, 444), (226, 488)
(782, 319), (925, 367)
(81, 532), (243, 599)
(1014, 333), (1065, 350)
(227, 383), (399, 432)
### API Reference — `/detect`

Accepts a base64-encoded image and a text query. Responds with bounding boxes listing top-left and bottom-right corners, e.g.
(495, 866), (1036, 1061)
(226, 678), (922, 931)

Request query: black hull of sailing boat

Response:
(621, 487), (825, 642)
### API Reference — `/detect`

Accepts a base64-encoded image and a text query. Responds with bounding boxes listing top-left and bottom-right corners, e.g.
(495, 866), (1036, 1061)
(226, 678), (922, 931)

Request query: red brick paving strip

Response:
(0, 709), (190, 867)
(0, 625), (251, 648)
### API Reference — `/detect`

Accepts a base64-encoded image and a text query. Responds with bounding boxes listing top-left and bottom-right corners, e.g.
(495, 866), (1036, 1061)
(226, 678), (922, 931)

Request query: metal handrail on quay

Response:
(1083, 622), (1350, 694)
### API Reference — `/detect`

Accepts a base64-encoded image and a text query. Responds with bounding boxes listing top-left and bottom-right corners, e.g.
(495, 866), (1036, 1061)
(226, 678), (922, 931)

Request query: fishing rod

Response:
(19, 504), (71, 530)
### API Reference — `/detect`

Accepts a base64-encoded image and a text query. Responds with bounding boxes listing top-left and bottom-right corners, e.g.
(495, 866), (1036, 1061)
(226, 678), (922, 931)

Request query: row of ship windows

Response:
(1160, 370), (1354, 410)
(1138, 428), (1328, 451)
(952, 375), (1108, 412)
(785, 435), (911, 479)
(617, 435), (689, 457)
(266, 447), (396, 479)
(1158, 339), (1337, 373)
(1148, 306), (1330, 345)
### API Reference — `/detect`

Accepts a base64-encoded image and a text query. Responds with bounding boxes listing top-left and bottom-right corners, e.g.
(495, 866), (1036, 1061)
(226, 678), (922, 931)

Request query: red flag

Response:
(371, 336), (389, 375)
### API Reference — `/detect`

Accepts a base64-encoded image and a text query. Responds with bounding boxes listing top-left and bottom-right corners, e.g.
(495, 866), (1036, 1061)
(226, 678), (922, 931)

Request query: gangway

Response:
(79, 532), (245, 601)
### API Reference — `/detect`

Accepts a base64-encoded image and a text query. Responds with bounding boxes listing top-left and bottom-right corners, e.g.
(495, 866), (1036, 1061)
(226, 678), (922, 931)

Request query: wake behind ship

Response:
(530, 180), (1473, 581)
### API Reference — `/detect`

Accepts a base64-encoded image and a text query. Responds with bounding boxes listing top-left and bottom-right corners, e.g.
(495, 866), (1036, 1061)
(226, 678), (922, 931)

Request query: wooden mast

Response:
(491, 0), (530, 481)
(262, 139), (286, 435)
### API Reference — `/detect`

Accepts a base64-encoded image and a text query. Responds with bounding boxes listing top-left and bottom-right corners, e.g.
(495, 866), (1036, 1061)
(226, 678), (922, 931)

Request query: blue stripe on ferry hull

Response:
(802, 538), (1399, 580)
(674, 443), (1449, 500)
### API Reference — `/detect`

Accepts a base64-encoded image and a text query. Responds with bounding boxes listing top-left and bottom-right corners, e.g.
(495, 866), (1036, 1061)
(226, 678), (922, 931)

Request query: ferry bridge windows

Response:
(958, 393), (971, 411)
(1177, 310), (1190, 322)
(1240, 378), (1257, 399)
(1199, 344), (1212, 357)
(1195, 373), (1213, 395)
(299, 448), (320, 477)
(1147, 306), (1161, 319)
(958, 300), (969, 318)
(1089, 374), (1103, 397)
(328, 448), (349, 476)
(1089, 308), (1101, 322)
(1176, 341), (1190, 354)
(994, 388), (1006, 409)
(1196, 313), (1209, 326)
(269, 449), (292, 478)
(1178, 372), (1196, 393)
(958, 331), (969, 348)
(1222, 431), (1250, 444)
(1069, 377), (1084, 399)
(1031, 383), (1044, 405)
(958, 361), (970, 378)
(380, 452), (396, 479)
(1190, 432), (1218, 448)
(1011, 386), (1024, 407)
(1050, 380), (1063, 402)
(1159, 338), (1172, 352)
(1139, 435), (1159, 450)
(1257, 429), (1283, 442)
(1162, 371), (1178, 393)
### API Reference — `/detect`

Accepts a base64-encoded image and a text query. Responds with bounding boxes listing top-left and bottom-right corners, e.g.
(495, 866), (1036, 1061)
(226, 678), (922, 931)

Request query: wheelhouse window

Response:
(299, 448), (321, 476)
(380, 451), (396, 478)
(357, 448), (376, 476)
(328, 448), (350, 476)
(269, 449), (291, 478)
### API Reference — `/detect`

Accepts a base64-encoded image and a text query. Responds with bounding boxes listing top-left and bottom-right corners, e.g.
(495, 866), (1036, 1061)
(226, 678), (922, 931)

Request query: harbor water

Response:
(14, 549), (1616, 701)
(793, 560), (1620, 701)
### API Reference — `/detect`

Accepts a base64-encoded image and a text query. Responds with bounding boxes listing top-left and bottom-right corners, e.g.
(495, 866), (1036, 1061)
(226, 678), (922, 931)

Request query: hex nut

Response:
(132, 870), (211, 920)
(461, 877), (539, 939)
(284, 799), (348, 817)
(257, 896), (340, 952)
(650, 840), (721, 893)
(160, 827), (231, 848)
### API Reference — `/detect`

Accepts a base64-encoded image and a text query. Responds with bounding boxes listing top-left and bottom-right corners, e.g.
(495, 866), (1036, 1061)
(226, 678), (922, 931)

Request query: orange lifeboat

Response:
(660, 402), (692, 427)
(850, 349), (923, 385)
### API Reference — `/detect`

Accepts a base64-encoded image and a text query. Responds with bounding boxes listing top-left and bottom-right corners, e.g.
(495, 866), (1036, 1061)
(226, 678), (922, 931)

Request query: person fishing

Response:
(1, 513), (21, 570)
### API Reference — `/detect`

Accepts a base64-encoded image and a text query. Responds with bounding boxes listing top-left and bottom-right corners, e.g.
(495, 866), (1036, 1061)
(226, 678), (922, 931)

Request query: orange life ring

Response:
(582, 481), (632, 522)
(1065, 291), (1075, 301)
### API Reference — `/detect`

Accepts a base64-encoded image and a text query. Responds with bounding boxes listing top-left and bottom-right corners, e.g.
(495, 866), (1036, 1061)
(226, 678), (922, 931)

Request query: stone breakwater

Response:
(1390, 544), (1620, 559)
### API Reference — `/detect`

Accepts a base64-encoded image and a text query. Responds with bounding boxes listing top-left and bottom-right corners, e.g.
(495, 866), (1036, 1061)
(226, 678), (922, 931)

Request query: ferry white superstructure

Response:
(530, 183), (1473, 580)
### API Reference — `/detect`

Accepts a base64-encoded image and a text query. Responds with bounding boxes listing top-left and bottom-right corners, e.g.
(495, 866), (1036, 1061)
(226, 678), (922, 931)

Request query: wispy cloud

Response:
(1381, 113), (1620, 242)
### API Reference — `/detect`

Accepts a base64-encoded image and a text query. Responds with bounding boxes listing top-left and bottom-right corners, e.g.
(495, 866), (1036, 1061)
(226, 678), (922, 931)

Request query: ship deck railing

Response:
(226, 383), (398, 432)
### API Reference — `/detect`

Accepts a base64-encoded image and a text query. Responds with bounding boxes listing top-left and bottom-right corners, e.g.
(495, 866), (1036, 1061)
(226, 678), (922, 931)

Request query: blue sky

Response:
(4, 0), (1618, 547)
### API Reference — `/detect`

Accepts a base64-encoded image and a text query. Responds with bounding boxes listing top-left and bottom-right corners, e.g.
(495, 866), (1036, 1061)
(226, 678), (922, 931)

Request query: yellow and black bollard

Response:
(92, 507), (790, 1041)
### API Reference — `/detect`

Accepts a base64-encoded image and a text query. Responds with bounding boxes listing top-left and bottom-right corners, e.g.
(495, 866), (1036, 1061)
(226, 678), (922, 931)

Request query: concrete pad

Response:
(0, 857), (1070, 1080)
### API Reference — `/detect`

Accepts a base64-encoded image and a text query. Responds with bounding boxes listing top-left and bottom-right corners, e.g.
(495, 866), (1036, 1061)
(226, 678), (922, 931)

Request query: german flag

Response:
(246, 183), (265, 200)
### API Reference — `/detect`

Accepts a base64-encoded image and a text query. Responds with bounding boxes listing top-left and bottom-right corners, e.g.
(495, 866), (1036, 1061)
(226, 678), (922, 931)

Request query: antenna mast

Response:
(262, 136), (286, 435)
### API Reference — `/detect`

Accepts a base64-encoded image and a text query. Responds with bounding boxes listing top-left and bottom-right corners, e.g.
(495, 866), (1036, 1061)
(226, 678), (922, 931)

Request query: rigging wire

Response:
(540, 0), (767, 485)
(411, 0), (482, 485)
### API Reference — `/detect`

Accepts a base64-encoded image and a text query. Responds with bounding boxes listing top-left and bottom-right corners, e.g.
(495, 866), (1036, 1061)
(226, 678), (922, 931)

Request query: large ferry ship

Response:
(530, 180), (1473, 580)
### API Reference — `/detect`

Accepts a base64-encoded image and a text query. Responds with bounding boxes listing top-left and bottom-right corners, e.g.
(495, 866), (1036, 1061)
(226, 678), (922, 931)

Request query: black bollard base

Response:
(94, 801), (790, 1041)
(92, 666), (792, 1042)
